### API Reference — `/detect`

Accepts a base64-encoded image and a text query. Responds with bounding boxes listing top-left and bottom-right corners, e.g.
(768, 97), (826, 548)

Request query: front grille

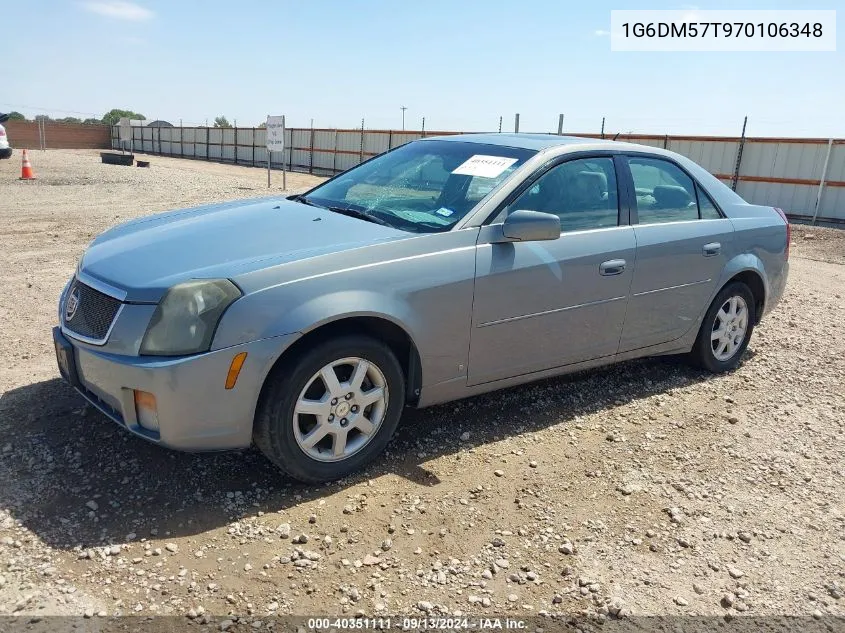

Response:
(63, 280), (122, 342)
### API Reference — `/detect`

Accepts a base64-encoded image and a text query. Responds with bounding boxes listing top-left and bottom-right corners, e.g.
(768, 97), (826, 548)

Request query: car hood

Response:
(79, 197), (408, 302)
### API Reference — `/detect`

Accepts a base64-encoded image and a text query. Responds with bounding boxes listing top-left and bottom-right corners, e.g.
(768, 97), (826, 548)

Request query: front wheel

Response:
(254, 335), (405, 483)
(689, 282), (756, 372)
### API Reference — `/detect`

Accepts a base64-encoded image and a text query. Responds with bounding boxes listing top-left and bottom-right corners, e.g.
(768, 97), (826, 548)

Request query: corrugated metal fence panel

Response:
(817, 143), (844, 220)
(741, 141), (828, 181)
(737, 181), (817, 217)
(207, 128), (222, 160)
(391, 132), (423, 147)
(826, 143), (845, 183)
(671, 140), (739, 176)
(290, 129), (311, 169)
(313, 130), (336, 171)
(142, 127), (154, 152)
(160, 130), (173, 155)
(336, 130), (362, 154)
(820, 184), (844, 221)
(364, 131), (390, 156)
(623, 136), (665, 149)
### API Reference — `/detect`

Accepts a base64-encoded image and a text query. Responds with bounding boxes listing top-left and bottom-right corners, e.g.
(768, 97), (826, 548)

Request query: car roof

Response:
(425, 133), (617, 151)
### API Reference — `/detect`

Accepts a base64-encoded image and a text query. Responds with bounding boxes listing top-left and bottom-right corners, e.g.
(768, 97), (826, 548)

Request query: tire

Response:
(689, 281), (756, 372)
(254, 335), (405, 483)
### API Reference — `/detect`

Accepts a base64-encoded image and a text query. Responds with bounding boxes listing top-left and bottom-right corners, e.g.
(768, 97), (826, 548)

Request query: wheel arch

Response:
(726, 270), (766, 324)
(258, 314), (423, 410)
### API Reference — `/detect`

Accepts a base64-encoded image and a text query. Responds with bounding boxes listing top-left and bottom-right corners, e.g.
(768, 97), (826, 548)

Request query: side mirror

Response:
(496, 210), (560, 242)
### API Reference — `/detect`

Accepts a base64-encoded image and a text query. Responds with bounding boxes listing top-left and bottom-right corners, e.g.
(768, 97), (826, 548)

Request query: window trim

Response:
(618, 153), (726, 225)
(483, 150), (631, 230)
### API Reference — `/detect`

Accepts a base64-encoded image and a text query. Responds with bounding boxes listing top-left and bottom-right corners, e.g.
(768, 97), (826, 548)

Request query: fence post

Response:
(731, 115), (748, 192)
(234, 126), (238, 165)
(359, 118), (364, 165)
(811, 138), (834, 225)
(220, 127), (224, 162)
(498, 116), (502, 133)
(663, 134), (669, 149)
(421, 117), (425, 138)
(514, 113), (520, 133)
(206, 127), (210, 160)
(309, 121), (315, 174)
(281, 115), (286, 190)
(333, 129), (339, 174)
(557, 114), (564, 135)
(601, 117), (605, 139)
(179, 125), (183, 158)
(252, 126), (256, 166)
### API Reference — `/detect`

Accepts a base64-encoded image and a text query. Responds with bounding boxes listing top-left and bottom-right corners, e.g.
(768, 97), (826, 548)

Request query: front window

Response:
(506, 157), (620, 232)
(301, 140), (535, 233)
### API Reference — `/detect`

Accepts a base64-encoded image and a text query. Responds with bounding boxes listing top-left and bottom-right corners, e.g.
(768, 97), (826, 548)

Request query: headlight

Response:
(140, 279), (241, 356)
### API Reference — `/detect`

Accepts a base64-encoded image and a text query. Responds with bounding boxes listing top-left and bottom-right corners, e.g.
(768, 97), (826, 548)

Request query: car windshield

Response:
(300, 140), (535, 233)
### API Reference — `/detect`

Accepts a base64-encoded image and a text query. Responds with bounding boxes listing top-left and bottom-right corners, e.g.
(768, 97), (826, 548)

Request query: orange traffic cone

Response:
(20, 149), (36, 180)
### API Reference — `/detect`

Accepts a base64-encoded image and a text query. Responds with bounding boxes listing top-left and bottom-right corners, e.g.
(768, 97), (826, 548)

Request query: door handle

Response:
(600, 259), (626, 276)
(703, 242), (721, 256)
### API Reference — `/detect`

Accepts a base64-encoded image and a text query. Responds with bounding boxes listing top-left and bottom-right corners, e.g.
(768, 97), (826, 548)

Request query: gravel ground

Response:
(0, 150), (843, 626)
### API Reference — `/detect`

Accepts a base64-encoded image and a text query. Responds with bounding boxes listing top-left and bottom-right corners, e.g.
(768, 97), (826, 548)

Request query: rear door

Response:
(468, 154), (636, 385)
(618, 154), (734, 352)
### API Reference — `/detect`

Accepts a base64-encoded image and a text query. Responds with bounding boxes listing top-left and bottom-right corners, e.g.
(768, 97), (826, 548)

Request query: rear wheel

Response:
(689, 282), (756, 372)
(254, 335), (405, 483)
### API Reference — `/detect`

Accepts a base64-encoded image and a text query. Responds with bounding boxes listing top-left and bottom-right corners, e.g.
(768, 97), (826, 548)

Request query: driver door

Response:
(468, 155), (636, 386)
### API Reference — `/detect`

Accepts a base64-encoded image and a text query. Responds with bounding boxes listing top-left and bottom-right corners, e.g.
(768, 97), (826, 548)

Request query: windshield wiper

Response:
(290, 194), (320, 207)
(323, 205), (394, 228)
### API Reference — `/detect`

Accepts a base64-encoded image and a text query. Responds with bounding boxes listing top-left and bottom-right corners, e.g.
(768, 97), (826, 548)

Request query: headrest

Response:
(653, 185), (692, 208)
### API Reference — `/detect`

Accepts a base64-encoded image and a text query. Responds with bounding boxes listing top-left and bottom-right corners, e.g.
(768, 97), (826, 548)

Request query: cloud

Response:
(594, 29), (611, 36)
(81, 1), (153, 21)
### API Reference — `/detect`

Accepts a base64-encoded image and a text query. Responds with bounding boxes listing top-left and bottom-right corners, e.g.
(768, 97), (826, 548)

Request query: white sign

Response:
(266, 116), (285, 151)
(452, 155), (518, 178)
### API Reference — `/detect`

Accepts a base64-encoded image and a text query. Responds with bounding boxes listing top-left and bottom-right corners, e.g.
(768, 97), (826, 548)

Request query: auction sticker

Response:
(452, 155), (519, 178)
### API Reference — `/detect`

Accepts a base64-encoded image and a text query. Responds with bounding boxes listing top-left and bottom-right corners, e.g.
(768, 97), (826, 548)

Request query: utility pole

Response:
(601, 117), (606, 139)
(400, 106), (407, 130)
(514, 113), (520, 133)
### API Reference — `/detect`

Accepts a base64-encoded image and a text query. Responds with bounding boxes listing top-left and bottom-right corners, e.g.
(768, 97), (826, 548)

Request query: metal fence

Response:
(111, 125), (845, 225)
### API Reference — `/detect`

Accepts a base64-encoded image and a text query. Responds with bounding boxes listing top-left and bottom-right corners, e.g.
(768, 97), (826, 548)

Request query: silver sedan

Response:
(54, 134), (789, 482)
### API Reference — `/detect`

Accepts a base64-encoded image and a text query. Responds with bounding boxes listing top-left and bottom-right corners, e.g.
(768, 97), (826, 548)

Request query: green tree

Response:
(102, 108), (145, 126)
(34, 114), (52, 122)
(7, 111), (26, 121)
(57, 116), (82, 124)
(213, 115), (232, 128)
(83, 117), (103, 125)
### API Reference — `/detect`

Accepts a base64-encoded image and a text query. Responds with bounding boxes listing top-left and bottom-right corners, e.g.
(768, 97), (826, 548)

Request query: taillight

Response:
(0, 129), (6, 137)
(773, 207), (790, 261)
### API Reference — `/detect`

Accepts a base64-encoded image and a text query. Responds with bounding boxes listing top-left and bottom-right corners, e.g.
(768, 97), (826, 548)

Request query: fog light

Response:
(134, 390), (160, 431)
(225, 352), (248, 390)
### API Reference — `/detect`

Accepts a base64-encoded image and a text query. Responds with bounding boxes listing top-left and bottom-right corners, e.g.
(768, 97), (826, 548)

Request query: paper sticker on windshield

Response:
(452, 155), (519, 178)
(435, 207), (454, 217)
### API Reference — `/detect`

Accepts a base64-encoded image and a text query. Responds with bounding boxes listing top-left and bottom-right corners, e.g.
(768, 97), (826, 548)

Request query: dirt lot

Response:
(0, 150), (843, 626)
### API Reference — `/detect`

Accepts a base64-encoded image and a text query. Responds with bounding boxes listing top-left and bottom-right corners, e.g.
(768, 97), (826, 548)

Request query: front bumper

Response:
(53, 327), (299, 451)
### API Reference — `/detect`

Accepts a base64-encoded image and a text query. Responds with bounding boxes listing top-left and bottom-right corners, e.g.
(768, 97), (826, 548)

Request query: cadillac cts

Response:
(54, 134), (789, 482)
